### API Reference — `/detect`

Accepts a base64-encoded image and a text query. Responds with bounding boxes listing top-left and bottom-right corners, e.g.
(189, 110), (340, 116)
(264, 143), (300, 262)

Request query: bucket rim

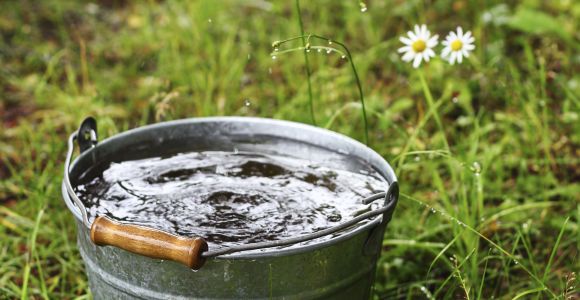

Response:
(62, 116), (398, 259)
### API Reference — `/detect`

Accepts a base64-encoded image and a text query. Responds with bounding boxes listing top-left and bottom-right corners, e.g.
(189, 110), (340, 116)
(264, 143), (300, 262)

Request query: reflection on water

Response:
(75, 151), (386, 248)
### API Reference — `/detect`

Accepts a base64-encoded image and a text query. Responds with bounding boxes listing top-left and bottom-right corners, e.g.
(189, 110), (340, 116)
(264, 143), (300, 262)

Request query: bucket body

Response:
(62, 117), (398, 299)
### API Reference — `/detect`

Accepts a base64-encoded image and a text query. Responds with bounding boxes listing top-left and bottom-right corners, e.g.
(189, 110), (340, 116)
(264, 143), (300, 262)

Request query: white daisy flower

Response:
(441, 27), (475, 65)
(398, 24), (438, 68)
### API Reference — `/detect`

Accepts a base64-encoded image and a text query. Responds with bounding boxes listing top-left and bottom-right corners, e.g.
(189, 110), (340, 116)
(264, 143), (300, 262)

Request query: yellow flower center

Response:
(412, 40), (426, 53)
(451, 39), (463, 51)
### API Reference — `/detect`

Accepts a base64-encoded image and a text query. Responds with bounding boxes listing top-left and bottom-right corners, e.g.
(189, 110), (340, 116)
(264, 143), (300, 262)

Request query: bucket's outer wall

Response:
(77, 220), (382, 299)
(64, 117), (398, 299)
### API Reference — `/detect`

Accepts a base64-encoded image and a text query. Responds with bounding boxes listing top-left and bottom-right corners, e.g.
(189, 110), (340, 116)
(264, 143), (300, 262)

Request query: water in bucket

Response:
(74, 151), (386, 248)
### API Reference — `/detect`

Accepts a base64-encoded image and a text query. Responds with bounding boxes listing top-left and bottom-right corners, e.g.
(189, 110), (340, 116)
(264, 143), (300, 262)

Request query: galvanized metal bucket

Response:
(62, 117), (399, 299)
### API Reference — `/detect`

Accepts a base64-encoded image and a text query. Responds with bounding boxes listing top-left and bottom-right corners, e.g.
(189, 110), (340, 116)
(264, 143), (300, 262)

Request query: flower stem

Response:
(418, 70), (450, 151)
(295, 0), (316, 126)
(345, 46), (370, 146)
(272, 34), (369, 145)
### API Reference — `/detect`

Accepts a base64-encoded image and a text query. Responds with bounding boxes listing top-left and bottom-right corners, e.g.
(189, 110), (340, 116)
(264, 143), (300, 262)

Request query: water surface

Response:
(74, 151), (387, 248)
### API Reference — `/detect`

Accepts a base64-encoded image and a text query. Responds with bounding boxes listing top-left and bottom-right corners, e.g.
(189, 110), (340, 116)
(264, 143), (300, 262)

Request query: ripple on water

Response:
(75, 151), (387, 248)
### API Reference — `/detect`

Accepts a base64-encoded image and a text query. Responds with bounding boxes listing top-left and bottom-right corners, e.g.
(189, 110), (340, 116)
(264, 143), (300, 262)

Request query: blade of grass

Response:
(542, 217), (570, 283)
(512, 287), (547, 300)
(21, 209), (44, 300)
(417, 70), (450, 152)
(294, 0), (316, 125)
(395, 95), (445, 170)
(476, 249), (491, 300)
(382, 239), (446, 249)
(427, 233), (461, 276)
(433, 248), (476, 298)
(519, 228), (540, 277)
(324, 102), (361, 129)
(401, 192), (557, 298)
(478, 202), (556, 230)
(33, 250), (49, 300)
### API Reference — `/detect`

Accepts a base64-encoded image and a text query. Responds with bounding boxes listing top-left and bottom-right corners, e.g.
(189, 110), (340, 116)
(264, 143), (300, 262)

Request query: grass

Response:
(0, 0), (578, 299)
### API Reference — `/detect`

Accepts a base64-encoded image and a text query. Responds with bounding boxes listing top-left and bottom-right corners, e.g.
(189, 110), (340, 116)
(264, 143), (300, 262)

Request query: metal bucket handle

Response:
(63, 117), (398, 269)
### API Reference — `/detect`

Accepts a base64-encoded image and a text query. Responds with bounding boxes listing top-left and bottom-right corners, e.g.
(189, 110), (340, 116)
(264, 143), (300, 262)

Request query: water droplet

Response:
(471, 161), (482, 174)
(271, 55), (277, 60)
(317, 48), (322, 53)
(341, 55), (347, 60)
(414, 156), (421, 162)
(359, 2), (367, 12)
(455, 220), (467, 227)
(430, 207), (436, 213)
(326, 49), (331, 54)
(306, 49), (311, 53)
(328, 40), (333, 45)
(452, 97), (459, 103)
(274, 47), (279, 52)
(244, 99), (251, 107)
(514, 260), (519, 265)
(207, 18), (212, 23)
(86, 3), (99, 15)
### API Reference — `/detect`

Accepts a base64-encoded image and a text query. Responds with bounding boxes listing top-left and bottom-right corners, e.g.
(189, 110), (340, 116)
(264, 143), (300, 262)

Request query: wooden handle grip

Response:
(90, 216), (208, 270)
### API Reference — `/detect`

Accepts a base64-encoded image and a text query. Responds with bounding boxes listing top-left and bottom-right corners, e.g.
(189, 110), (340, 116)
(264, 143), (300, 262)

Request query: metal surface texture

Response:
(62, 116), (399, 299)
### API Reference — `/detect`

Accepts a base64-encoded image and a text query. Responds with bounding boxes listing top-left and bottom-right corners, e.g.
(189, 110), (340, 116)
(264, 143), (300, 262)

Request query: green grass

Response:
(1, 0), (579, 298)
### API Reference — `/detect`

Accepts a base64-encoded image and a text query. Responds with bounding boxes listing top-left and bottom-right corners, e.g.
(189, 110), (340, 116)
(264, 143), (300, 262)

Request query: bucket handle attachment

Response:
(64, 117), (397, 269)
(64, 117), (209, 270)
